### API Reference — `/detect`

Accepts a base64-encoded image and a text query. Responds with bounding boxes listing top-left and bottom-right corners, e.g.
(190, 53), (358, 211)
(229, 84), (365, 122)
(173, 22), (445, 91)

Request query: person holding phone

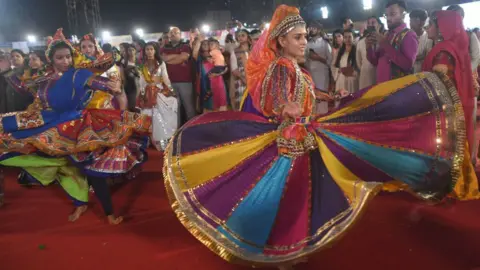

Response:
(366, 0), (418, 83)
(306, 21), (332, 115)
(356, 17), (381, 89)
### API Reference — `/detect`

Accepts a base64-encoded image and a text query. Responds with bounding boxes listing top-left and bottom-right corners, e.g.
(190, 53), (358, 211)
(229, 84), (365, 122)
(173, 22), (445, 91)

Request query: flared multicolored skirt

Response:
(0, 109), (151, 177)
(163, 72), (479, 266)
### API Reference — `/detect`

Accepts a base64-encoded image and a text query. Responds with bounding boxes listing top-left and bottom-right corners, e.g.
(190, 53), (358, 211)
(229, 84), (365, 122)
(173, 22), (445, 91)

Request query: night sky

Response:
(0, 0), (249, 41)
(0, 0), (473, 42)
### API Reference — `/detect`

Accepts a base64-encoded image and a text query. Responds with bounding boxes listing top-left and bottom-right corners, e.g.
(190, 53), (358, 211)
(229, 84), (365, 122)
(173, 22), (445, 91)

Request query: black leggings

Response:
(88, 176), (114, 216)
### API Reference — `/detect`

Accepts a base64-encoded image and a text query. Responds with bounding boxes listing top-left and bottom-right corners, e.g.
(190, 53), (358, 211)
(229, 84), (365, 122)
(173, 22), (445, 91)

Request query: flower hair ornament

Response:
(45, 28), (76, 63)
(81, 33), (104, 57)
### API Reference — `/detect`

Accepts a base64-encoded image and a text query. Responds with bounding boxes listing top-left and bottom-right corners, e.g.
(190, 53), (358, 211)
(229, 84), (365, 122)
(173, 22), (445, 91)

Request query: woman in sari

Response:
(423, 10), (479, 190)
(193, 39), (228, 113)
(229, 29), (251, 110)
(193, 39), (213, 112)
(333, 29), (359, 94)
(79, 34), (127, 110)
(137, 42), (177, 151)
(164, 5), (478, 269)
(0, 29), (151, 224)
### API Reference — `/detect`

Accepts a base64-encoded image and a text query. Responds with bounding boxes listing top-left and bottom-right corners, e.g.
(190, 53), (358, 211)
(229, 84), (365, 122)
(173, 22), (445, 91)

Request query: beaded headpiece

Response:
(246, 5), (306, 114)
(45, 28), (75, 62)
(268, 14), (305, 41)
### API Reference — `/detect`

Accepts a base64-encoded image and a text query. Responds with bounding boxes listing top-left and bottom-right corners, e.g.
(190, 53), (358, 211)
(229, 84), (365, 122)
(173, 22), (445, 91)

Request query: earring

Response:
(436, 29), (443, 43)
(436, 34), (443, 43)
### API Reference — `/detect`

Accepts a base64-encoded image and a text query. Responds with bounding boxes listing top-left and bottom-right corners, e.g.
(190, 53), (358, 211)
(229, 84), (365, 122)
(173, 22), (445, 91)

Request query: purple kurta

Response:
(367, 23), (419, 83)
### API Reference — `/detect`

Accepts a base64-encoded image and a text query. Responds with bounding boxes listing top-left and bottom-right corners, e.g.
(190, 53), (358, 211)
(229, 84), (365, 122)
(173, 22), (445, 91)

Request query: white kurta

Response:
(413, 32), (433, 73)
(306, 37), (332, 91)
(139, 62), (178, 151)
(470, 32), (480, 71)
(335, 51), (359, 94)
(356, 38), (376, 89)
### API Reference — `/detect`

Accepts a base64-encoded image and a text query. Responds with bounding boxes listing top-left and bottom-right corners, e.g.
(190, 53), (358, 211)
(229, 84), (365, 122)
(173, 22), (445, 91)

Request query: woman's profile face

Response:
(80, 40), (96, 57)
(200, 41), (209, 52)
(52, 48), (73, 72)
(29, 53), (44, 69)
(236, 31), (249, 44)
(120, 45), (127, 57)
(335, 33), (344, 46)
(278, 25), (308, 59)
(127, 47), (136, 59)
(10, 52), (24, 68)
(426, 22), (438, 40)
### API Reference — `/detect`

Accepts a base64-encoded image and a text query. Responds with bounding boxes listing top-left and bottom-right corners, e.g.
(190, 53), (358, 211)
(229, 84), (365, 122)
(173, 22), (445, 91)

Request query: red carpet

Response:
(1, 150), (480, 270)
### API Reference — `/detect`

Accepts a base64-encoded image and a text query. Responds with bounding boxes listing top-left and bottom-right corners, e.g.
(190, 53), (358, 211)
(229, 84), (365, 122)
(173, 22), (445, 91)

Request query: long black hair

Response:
(47, 42), (74, 64)
(335, 30), (357, 69)
(30, 50), (47, 64)
(332, 29), (344, 49)
(10, 49), (26, 58)
(143, 41), (163, 65)
(235, 29), (252, 50)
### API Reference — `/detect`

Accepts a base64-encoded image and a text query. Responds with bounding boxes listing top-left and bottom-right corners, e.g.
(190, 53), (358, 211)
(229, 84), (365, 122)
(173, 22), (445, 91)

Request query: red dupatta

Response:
(423, 10), (475, 150)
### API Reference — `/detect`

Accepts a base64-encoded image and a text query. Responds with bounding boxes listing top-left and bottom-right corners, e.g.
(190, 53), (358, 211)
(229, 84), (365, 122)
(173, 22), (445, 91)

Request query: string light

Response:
(201, 24), (211, 33)
(363, 0), (373, 10)
(135, 28), (144, 37)
(26, 35), (36, 43)
(102, 30), (112, 41)
(321, 6), (328, 19)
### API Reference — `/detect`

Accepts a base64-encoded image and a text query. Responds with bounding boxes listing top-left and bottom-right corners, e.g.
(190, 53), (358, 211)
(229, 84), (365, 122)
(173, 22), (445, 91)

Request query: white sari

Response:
(138, 62), (178, 151)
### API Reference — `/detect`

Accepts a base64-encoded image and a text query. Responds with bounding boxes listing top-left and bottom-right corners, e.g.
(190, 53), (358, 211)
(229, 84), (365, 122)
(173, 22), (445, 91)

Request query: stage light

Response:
(363, 0), (373, 10)
(265, 23), (271, 29)
(135, 28), (144, 37)
(26, 35), (36, 43)
(321, 6), (328, 19)
(102, 30), (112, 41)
(201, 24), (211, 33)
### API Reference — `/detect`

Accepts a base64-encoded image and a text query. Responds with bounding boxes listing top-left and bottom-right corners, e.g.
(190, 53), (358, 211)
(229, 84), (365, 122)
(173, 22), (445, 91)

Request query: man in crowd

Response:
(161, 27), (196, 126)
(342, 17), (354, 31)
(366, 0), (418, 83)
(356, 16), (380, 89)
(409, 9), (432, 73)
(306, 21), (332, 115)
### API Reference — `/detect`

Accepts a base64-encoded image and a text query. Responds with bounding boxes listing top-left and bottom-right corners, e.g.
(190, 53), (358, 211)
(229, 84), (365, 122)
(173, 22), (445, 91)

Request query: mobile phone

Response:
(367, 26), (376, 32)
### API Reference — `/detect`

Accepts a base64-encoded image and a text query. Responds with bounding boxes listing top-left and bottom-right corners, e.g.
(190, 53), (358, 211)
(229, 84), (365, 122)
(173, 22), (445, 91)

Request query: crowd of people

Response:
(0, 0), (479, 269)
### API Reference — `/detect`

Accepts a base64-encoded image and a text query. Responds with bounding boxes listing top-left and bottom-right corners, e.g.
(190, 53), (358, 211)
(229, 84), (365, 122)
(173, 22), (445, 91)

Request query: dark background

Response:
(0, 0), (474, 42)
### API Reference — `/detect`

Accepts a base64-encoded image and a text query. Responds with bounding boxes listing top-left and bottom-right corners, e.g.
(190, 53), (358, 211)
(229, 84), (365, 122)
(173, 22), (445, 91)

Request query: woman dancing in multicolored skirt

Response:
(0, 29), (151, 224)
(164, 5), (479, 269)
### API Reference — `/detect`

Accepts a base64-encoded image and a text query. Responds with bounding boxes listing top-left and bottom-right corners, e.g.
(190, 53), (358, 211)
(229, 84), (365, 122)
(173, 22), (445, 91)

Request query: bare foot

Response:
(68, 205), (88, 222)
(107, 215), (123, 225)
